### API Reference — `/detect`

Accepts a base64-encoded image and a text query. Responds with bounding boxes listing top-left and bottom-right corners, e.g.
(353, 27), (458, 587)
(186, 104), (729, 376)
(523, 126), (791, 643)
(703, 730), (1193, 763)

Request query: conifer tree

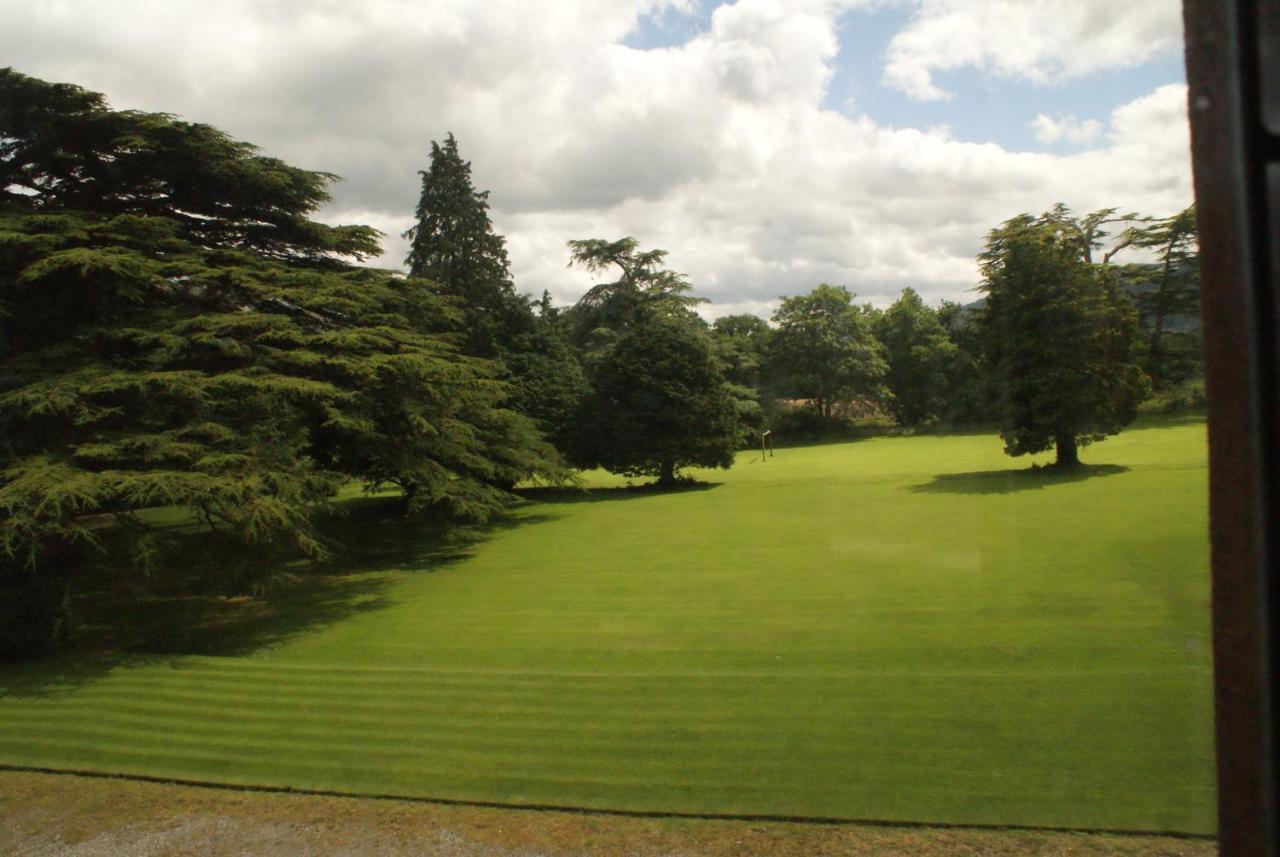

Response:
(404, 134), (516, 355)
(403, 135), (583, 440)
(562, 239), (736, 485)
(0, 69), (562, 657)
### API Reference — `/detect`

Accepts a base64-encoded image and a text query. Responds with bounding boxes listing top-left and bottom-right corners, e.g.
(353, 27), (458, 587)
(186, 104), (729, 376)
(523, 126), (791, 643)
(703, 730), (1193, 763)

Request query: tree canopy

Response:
(0, 69), (562, 656)
(562, 239), (735, 484)
(1125, 206), (1200, 387)
(769, 284), (886, 420)
(403, 133), (584, 442)
(873, 288), (959, 426)
(561, 237), (704, 356)
(978, 207), (1151, 467)
(404, 133), (518, 354)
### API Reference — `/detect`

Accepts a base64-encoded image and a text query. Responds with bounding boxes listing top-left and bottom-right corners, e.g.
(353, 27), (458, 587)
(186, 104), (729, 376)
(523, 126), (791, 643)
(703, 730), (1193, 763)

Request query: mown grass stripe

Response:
(0, 422), (1216, 833)
(2, 707), (1190, 770)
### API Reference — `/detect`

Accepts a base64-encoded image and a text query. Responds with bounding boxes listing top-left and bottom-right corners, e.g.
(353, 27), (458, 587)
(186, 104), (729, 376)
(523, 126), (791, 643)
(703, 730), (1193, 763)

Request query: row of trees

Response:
(0, 69), (1201, 657)
(704, 200), (1199, 465)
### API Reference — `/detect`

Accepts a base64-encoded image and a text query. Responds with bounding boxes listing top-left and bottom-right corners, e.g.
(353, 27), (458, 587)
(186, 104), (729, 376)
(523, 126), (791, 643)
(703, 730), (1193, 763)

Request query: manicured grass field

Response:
(0, 419), (1215, 833)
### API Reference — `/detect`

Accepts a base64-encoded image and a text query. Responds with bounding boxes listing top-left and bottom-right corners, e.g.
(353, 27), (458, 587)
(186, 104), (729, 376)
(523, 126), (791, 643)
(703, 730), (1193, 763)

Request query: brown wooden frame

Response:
(1183, 1), (1279, 853)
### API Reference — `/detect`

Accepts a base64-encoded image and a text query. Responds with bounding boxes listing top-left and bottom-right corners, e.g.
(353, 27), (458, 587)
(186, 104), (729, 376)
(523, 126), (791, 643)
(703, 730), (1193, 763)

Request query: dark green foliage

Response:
(711, 315), (772, 446)
(566, 315), (737, 484)
(561, 237), (704, 357)
(0, 70), (562, 656)
(873, 288), (959, 426)
(563, 239), (735, 484)
(935, 300), (998, 424)
(496, 306), (588, 449)
(404, 133), (518, 356)
(711, 314), (772, 389)
(0, 70), (380, 264)
(403, 134), (584, 441)
(1124, 206), (1201, 388)
(0, 562), (71, 660)
(769, 284), (887, 420)
(978, 207), (1151, 467)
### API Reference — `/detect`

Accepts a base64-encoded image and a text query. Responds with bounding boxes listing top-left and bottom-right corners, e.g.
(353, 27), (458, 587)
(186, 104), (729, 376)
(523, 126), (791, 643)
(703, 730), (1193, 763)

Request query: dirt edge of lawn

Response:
(0, 770), (1217, 857)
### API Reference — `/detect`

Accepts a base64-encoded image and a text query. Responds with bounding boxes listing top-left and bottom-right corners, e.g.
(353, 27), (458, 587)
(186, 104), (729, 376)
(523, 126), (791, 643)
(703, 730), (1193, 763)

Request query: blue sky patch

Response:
(623, 0), (718, 50)
(824, 5), (1186, 151)
(625, 2), (1186, 153)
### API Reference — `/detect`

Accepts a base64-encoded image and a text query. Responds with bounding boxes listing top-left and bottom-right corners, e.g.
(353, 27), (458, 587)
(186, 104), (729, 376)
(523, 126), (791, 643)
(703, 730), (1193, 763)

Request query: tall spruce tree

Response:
(978, 207), (1151, 467)
(0, 70), (562, 657)
(402, 135), (583, 441)
(404, 134), (516, 356)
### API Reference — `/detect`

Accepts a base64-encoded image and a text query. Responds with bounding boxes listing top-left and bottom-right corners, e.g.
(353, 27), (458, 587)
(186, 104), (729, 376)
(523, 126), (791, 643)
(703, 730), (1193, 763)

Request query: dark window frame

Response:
(1183, 1), (1279, 853)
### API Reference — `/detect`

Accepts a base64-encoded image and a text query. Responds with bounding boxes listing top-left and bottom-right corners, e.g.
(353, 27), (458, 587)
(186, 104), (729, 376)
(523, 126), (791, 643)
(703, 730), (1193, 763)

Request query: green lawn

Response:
(0, 419), (1216, 833)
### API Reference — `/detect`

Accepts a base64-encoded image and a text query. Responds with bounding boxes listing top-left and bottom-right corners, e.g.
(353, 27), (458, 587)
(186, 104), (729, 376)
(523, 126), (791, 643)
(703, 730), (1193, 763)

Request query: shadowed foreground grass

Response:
(0, 419), (1214, 833)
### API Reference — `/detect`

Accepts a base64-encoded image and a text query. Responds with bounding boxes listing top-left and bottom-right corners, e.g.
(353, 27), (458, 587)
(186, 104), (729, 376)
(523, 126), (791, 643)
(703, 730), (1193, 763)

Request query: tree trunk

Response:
(1054, 434), (1080, 468)
(658, 459), (677, 486)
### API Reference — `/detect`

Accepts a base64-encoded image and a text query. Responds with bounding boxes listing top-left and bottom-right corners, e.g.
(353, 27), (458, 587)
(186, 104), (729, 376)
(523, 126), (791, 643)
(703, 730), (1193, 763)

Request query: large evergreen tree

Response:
(567, 314), (737, 485)
(0, 70), (561, 657)
(562, 239), (735, 484)
(561, 237), (704, 357)
(978, 207), (1151, 467)
(404, 133), (517, 355)
(403, 134), (584, 441)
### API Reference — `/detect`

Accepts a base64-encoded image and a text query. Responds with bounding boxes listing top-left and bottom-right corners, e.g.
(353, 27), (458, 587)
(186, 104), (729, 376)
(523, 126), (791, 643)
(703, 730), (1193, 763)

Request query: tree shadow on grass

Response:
(313, 496), (555, 572)
(0, 497), (554, 697)
(0, 571), (399, 699)
(516, 479), (722, 505)
(908, 463), (1130, 495)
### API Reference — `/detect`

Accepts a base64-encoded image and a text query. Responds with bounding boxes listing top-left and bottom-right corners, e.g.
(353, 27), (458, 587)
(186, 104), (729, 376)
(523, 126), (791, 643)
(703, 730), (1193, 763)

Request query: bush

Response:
(1138, 380), (1207, 415)
(765, 401), (895, 445)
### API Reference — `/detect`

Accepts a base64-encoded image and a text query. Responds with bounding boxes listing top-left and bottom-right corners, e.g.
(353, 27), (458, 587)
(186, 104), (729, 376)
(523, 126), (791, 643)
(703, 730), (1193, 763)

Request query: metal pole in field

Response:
(761, 430), (772, 462)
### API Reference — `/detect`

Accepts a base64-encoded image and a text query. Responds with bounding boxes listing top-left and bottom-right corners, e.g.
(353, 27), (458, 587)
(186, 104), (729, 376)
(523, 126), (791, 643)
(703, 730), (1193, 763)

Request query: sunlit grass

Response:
(0, 418), (1215, 832)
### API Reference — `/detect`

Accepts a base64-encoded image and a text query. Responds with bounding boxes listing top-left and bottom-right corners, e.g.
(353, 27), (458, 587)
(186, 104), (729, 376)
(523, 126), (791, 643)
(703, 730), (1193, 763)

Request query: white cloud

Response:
(884, 0), (1183, 101)
(1030, 113), (1103, 145)
(0, 0), (1192, 315)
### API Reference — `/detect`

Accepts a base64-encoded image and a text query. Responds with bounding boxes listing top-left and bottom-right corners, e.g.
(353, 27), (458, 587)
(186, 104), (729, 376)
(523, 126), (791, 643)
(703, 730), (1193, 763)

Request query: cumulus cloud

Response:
(0, 0), (1192, 316)
(884, 0), (1183, 101)
(1029, 113), (1103, 145)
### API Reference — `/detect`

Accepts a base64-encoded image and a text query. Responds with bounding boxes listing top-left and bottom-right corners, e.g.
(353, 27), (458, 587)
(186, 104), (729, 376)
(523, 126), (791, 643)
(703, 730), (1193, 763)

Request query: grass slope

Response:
(0, 419), (1215, 833)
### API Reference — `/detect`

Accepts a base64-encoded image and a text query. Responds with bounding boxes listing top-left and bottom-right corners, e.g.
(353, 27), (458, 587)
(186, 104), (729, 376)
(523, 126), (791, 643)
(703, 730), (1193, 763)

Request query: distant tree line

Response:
(703, 202), (1198, 460)
(0, 69), (1201, 658)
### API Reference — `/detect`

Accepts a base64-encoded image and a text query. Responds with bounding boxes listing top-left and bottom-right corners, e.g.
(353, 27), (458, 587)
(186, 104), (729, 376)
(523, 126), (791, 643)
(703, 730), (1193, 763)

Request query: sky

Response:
(0, 0), (1191, 319)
